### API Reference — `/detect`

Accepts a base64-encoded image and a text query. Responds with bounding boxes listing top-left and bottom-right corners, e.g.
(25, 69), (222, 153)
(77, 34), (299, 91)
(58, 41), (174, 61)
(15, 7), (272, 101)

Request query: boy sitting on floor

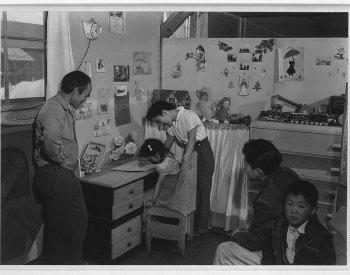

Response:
(262, 180), (336, 265)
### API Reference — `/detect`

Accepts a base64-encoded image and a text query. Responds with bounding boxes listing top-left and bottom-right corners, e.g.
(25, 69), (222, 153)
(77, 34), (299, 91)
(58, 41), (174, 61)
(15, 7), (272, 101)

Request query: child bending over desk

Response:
(138, 138), (180, 208)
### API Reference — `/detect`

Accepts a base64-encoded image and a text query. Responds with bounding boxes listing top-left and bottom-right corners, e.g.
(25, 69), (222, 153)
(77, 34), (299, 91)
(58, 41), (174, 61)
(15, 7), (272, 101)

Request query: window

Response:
(1, 11), (47, 104)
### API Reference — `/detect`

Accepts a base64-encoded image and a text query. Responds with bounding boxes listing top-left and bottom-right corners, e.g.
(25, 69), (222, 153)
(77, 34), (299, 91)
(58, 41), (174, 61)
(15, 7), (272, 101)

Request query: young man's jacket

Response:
(262, 214), (336, 265)
(232, 167), (300, 252)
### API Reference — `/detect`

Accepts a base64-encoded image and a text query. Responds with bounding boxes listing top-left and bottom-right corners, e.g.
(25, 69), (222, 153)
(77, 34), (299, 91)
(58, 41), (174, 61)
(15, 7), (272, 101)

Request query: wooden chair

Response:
(146, 206), (194, 256)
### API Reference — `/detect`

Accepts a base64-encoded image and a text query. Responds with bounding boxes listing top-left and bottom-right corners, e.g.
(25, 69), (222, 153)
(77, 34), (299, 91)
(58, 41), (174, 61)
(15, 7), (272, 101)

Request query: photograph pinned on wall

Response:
(113, 84), (127, 96)
(252, 52), (263, 62)
(227, 53), (237, 62)
(97, 88), (109, 114)
(278, 47), (304, 82)
(133, 51), (152, 75)
(108, 11), (126, 33)
(316, 56), (331, 66)
(96, 58), (105, 72)
(81, 61), (92, 77)
(75, 102), (93, 120)
(114, 92), (131, 126)
(239, 44), (251, 53)
(239, 61), (250, 71)
(93, 119), (112, 137)
(113, 65), (129, 82)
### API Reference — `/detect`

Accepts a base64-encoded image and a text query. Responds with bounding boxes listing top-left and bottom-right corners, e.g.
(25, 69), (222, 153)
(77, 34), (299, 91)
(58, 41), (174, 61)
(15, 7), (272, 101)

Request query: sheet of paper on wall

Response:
(278, 47), (304, 82)
(114, 92), (131, 126)
(112, 160), (155, 172)
(93, 119), (112, 137)
(108, 11), (126, 33)
(76, 102), (93, 120)
(133, 51), (152, 75)
(81, 61), (92, 77)
(97, 88), (109, 114)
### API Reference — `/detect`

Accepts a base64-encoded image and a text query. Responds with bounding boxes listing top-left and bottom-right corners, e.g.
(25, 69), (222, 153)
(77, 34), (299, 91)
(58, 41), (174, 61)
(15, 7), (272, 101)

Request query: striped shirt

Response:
(167, 106), (207, 143)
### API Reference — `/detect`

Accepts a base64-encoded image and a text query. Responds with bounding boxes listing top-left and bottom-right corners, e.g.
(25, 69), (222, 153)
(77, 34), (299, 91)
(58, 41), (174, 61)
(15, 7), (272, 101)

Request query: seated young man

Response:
(214, 139), (300, 265)
(262, 180), (336, 265)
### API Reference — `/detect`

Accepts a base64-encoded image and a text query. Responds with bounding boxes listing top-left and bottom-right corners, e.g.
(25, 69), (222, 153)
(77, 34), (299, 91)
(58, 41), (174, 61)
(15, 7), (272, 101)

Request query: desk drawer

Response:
(113, 179), (143, 205)
(111, 232), (141, 260)
(111, 215), (141, 244)
(250, 127), (341, 158)
(112, 193), (144, 220)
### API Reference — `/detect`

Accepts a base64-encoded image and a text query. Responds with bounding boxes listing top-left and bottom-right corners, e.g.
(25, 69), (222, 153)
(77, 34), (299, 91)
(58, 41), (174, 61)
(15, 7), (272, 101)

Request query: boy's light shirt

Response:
(286, 219), (308, 264)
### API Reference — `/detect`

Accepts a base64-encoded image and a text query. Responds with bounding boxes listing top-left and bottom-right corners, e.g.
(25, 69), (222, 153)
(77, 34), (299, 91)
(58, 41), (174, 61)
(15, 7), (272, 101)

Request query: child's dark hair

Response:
(283, 180), (319, 209)
(146, 101), (176, 121)
(138, 138), (167, 161)
(242, 139), (282, 175)
(61, 70), (91, 95)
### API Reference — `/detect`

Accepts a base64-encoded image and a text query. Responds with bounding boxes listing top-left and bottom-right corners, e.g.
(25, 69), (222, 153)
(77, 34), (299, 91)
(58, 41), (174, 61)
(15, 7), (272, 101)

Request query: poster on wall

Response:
(97, 88), (109, 114)
(108, 11), (126, 33)
(96, 58), (105, 73)
(114, 92), (131, 126)
(113, 84), (127, 96)
(93, 119), (112, 137)
(278, 47), (304, 82)
(113, 65), (129, 82)
(76, 102), (93, 120)
(133, 51), (152, 75)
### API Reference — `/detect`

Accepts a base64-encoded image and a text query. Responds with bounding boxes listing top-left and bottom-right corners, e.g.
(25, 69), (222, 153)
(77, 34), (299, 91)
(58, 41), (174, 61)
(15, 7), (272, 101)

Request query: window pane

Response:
(6, 11), (44, 39)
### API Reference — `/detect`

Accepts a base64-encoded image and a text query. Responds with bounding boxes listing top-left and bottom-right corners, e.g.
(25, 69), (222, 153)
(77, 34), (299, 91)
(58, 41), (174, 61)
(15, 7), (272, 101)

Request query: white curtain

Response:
(46, 12), (75, 100)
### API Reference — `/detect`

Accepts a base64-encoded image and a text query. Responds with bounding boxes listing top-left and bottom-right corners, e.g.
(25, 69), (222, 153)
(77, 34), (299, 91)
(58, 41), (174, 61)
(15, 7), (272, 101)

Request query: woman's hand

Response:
(145, 199), (155, 208)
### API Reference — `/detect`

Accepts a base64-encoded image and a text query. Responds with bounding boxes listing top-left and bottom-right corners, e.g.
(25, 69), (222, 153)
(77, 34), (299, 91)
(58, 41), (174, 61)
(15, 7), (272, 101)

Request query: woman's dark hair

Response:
(61, 71), (91, 95)
(138, 138), (167, 161)
(146, 101), (176, 121)
(242, 139), (282, 175)
(282, 180), (319, 209)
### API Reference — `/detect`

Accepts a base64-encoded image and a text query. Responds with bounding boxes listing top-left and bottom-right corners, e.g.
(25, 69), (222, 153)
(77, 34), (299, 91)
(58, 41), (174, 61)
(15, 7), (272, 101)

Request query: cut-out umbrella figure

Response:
(284, 48), (300, 76)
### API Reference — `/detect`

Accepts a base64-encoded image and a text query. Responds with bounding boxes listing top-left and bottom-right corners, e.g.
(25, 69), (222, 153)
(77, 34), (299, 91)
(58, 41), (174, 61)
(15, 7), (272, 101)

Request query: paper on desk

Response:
(111, 160), (155, 172)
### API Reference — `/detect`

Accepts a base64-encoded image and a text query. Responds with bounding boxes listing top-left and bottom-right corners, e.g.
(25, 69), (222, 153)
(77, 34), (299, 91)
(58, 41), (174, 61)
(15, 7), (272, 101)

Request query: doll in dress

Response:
(214, 97), (231, 123)
(195, 87), (215, 122)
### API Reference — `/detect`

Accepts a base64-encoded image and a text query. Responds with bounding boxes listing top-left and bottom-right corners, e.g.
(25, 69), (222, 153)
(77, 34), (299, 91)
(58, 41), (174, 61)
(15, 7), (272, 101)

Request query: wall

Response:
(162, 38), (348, 118)
(68, 11), (163, 164)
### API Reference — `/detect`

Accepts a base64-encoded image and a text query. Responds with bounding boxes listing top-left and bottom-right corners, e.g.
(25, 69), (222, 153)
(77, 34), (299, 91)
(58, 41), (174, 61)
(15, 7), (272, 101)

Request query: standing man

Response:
(146, 101), (215, 236)
(34, 71), (91, 264)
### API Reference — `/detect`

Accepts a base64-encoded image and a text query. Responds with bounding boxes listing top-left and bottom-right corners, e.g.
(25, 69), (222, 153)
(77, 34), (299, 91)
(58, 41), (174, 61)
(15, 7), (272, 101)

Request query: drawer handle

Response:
(127, 241), (132, 247)
(332, 144), (341, 150)
(330, 167), (340, 173)
(127, 227), (132, 233)
(129, 189), (134, 195)
(128, 203), (134, 209)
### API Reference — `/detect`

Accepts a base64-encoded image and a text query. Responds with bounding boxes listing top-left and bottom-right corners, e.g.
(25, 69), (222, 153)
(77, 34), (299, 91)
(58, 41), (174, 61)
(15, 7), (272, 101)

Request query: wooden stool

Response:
(146, 206), (194, 256)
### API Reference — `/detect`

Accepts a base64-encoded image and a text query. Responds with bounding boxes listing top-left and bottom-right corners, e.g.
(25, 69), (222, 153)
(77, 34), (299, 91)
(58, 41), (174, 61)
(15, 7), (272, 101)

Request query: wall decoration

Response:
(110, 131), (138, 162)
(221, 68), (233, 77)
(316, 56), (331, 65)
(133, 51), (152, 75)
(218, 41), (232, 52)
(334, 46), (345, 60)
(184, 44), (206, 72)
(96, 58), (105, 72)
(228, 80), (234, 89)
(253, 81), (262, 91)
(80, 142), (106, 173)
(239, 45), (251, 53)
(97, 88), (109, 114)
(108, 11), (126, 33)
(81, 61), (92, 77)
(238, 75), (250, 96)
(278, 47), (304, 82)
(93, 119), (112, 137)
(76, 102), (93, 120)
(214, 97), (231, 123)
(239, 61), (250, 71)
(113, 84), (127, 96)
(133, 80), (145, 101)
(152, 90), (191, 109)
(255, 39), (275, 55)
(260, 69), (267, 78)
(113, 65), (129, 82)
(227, 53), (237, 62)
(170, 62), (182, 78)
(114, 92), (131, 126)
(252, 52), (262, 62)
(195, 86), (215, 121)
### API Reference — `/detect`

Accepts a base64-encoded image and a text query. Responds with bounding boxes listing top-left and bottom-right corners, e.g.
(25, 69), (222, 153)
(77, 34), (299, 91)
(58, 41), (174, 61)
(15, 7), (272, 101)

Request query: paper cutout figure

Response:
(284, 48), (300, 76)
(239, 45), (251, 53)
(239, 76), (250, 96)
(227, 53), (237, 62)
(214, 97), (231, 123)
(228, 80), (234, 89)
(255, 39), (275, 54)
(253, 81), (262, 91)
(185, 44), (206, 72)
(252, 53), (262, 62)
(133, 80), (145, 101)
(334, 46), (345, 60)
(278, 47), (304, 82)
(221, 68), (233, 77)
(171, 62), (182, 79)
(218, 41), (232, 52)
(261, 69), (267, 78)
(239, 61), (250, 70)
(97, 88), (109, 114)
(195, 86), (215, 121)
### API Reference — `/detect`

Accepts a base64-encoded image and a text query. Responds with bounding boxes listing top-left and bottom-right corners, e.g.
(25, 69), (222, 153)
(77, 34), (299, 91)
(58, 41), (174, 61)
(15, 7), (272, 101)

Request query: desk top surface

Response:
(80, 162), (155, 189)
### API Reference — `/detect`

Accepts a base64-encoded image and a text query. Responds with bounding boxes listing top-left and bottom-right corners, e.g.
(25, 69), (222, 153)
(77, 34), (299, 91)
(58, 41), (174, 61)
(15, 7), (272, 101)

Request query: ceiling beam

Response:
(160, 12), (194, 38)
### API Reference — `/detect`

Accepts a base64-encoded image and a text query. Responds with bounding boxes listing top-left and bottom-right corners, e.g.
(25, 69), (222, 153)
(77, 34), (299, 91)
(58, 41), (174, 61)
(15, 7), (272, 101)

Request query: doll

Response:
(195, 87), (215, 121)
(214, 97), (231, 123)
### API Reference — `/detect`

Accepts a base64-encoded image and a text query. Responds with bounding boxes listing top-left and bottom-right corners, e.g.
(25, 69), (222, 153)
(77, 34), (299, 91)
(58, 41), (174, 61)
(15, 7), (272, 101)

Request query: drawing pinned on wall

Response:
(260, 69), (267, 78)
(239, 61), (250, 71)
(184, 44), (206, 72)
(81, 61), (92, 77)
(113, 84), (127, 96)
(316, 56), (331, 65)
(133, 80), (145, 101)
(76, 102), (93, 120)
(93, 119), (112, 137)
(252, 52), (263, 62)
(218, 41), (232, 52)
(108, 11), (126, 33)
(239, 45), (251, 53)
(96, 58), (105, 72)
(227, 53), (237, 62)
(238, 75), (250, 96)
(114, 92), (131, 126)
(97, 88), (109, 114)
(170, 62), (182, 79)
(113, 65), (129, 82)
(133, 51), (152, 75)
(334, 46), (345, 60)
(278, 47), (304, 82)
(228, 80), (234, 89)
(255, 39), (275, 55)
(253, 81), (262, 91)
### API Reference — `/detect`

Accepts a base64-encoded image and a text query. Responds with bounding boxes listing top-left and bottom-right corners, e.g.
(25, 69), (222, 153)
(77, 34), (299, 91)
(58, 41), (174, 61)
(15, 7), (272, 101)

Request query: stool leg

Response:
(189, 212), (194, 240)
(146, 214), (152, 252)
(178, 217), (186, 256)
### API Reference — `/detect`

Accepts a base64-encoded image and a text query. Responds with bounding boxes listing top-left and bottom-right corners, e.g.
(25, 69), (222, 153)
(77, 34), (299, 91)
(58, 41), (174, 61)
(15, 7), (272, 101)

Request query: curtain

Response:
(46, 12), (75, 100)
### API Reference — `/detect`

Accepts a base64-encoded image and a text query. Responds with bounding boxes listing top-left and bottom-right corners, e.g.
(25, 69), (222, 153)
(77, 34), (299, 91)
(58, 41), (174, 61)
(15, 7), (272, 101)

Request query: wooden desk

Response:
(80, 163), (157, 261)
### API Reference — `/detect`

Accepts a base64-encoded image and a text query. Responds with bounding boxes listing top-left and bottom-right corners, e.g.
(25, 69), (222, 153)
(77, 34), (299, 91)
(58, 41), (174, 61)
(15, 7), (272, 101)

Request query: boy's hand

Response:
(145, 199), (155, 208)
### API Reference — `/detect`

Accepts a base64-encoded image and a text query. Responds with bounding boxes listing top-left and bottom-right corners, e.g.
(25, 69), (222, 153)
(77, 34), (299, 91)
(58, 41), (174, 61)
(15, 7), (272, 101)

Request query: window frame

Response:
(1, 11), (48, 106)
